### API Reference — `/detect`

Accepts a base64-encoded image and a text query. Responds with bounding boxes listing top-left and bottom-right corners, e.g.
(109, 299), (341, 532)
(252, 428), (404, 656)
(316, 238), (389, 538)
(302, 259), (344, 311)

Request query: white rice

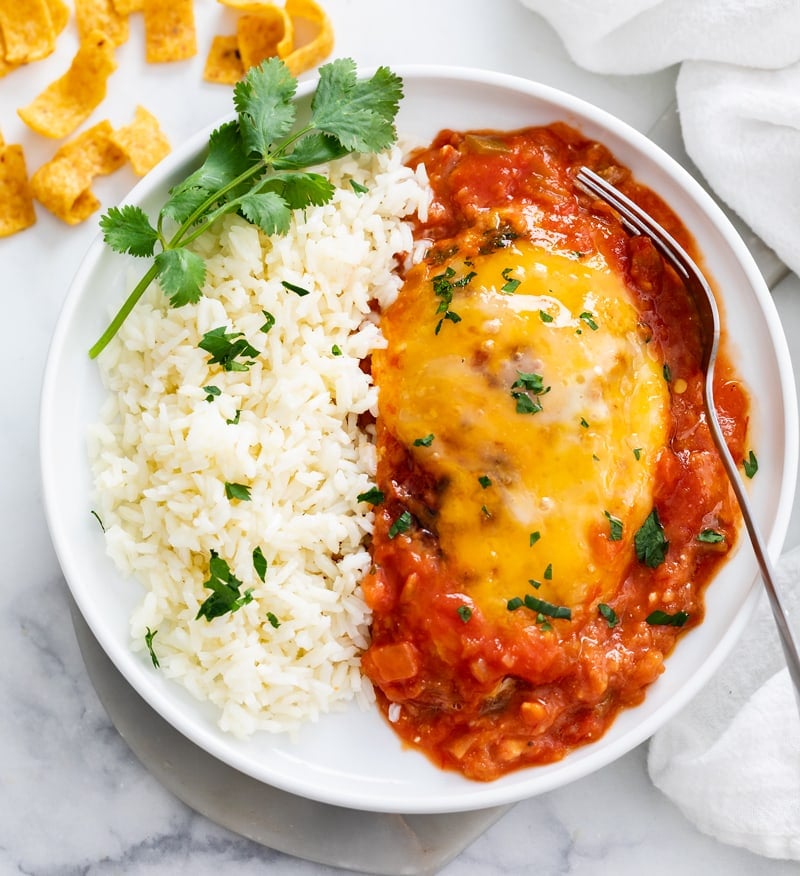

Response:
(88, 145), (430, 737)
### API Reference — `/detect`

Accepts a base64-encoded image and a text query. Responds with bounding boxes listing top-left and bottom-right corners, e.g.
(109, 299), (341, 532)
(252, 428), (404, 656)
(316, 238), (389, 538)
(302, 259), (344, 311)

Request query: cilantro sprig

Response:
(90, 58), (402, 358)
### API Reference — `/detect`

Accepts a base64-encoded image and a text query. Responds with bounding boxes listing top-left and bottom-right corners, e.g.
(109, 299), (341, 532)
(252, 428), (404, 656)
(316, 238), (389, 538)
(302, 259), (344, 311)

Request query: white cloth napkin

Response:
(648, 545), (800, 860)
(515, 0), (800, 858)
(517, 0), (800, 278)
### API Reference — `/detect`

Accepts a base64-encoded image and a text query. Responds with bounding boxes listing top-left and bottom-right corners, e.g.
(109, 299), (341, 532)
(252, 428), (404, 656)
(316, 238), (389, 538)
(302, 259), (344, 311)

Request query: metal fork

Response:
(576, 165), (800, 701)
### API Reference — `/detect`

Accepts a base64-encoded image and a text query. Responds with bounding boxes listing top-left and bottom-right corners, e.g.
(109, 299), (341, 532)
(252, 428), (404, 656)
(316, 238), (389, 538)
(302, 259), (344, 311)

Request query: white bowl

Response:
(40, 65), (798, 814)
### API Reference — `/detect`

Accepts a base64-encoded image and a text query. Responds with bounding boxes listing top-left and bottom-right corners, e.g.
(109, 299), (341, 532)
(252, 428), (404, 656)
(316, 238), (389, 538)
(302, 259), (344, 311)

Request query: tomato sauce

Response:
(361, 124), (749, 781)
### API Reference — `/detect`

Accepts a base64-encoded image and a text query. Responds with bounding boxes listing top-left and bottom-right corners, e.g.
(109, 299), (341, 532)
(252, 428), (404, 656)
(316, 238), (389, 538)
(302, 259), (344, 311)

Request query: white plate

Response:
(40, 66), (798, 814)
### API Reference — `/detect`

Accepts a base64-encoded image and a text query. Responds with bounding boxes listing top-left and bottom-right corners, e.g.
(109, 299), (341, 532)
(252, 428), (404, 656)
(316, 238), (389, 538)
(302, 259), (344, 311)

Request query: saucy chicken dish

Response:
(361, 123), (749, 781)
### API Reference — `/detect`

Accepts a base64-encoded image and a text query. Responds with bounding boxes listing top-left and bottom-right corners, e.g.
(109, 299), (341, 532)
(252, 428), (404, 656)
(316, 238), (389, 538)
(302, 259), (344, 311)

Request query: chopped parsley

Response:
(199, 326), (259, 372)
(413, 433), (434, 447)
(357, 486), (385, 505)
(457, 605), (473, 623)
(646, 609), (689, 627)
(697, 529), (725, 544)
(633, 447), (642, 460)
(331, 344), (342, 356)
(743, 450), (759, 479)
(260, 310), (275, 333)
(225, 482), (252, 501)
(663, 363), (672, 383)
(282, 279), (311, 297)
(604, 510), (623, 541)
(529, 531), (541, 547)
(432, 266), (475, 334)
(253, 545), (268, 582)
(203, 384), (221, 402)
(511, 370), (550, 415)
(500, 267), (521, 294)
(478, 475), (492, 489)
(266, 611), (281, 628)
(579, 311), (599, 331)
(580, 417), (590, 429)
(634, 508), (669, 568)
(543, 563), (552, 580)
(388, 509), (413, 539)
(196, 551), (254, 621)
(226, 409), (241, 425)
(598, 603), (619, 628)
(144, 627), (160, 668)
(539, 310), (554, 323)
(350, 179), (369, 194)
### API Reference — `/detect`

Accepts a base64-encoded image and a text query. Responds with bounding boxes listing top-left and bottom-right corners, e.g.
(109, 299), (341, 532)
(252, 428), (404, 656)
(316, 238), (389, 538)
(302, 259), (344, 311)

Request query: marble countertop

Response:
(4, 1), (799, 873)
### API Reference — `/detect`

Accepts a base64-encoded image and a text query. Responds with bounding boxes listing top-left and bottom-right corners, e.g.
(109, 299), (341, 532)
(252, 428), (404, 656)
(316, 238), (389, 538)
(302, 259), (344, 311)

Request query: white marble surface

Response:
(3, 1), (799, 873)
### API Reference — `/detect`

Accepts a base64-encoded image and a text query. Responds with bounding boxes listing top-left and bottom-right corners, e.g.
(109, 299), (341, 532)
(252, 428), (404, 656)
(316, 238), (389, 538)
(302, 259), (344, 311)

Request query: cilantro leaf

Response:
(264, 171), (336, 209)
(225, 482), (252, 501)
(199, 326), (259, 371)
(100, 205), (159, 257)
(234, 58), (298, 157)
(646, 609), (689, 627)
(253, 546), (268, 582)
(196, 551), (254, 621)
(311, 60), (402, 153)
(238, 191), (292, 237)
(634, 509), (669, 568)
(154, 248), (206, 307)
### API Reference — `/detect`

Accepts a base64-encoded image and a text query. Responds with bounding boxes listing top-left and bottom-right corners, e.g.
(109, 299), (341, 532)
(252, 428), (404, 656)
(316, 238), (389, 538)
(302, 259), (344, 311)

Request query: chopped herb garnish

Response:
(507, 596), (524, 611)
(635, 508), (669, 568)
(511, 370), (550, 415)
(663, 363), (672, 383)
(580, 417), (590, 429)
(225, 481), (252, 501)
(260, 310), (275, 333)
(282, 279), (311, 297)
(357, 486), (385, 505)
(697, 529), (725, 544)
(457, 605), (473, 623)
(543, 563), (552, 580)
(743, 450), (759, 479)
(91, 58), (402, 358)
(350, 179), (369, 194)
(528, 578), (541, 589)
(331, 344), (342, 356)
(203, 384), (221, 402)
(432, 266), (475, 334)
(388, 510), (413, 539)
(579, 311), (598, 331)
(523, 593), (571, 619)
(266, 611), (281, 628)
(226, 409), (241, 425)
(646, 609), (689, 627)
(539, 310), (554, 323)
(253, 545), (268, 582)
(604, 510), (623, 541)
(196, 551), (254, 621)
(90, 509), (105, 531)
(633, 447), (642, 460)
(478, 475), (492, 489)
(598, 603), (619, 628)
(413, 433), (434, 447)
(481, 504), (492, 518)
(199, 326), (259, 372)
(500, 267), (521, 294)
(144, 627), (160, 668)
(529, 531), (541, 547)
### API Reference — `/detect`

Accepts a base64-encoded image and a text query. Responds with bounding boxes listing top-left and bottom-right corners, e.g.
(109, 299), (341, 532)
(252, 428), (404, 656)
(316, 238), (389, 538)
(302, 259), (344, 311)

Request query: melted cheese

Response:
(375, 241), (669, 616)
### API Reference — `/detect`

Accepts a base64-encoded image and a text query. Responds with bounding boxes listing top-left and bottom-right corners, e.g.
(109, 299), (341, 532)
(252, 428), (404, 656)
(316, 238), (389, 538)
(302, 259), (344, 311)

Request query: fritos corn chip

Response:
(0, 132), (36, 236)
(31, 120), (126, 225)
(111, 0), (142, 13)
(280, 0), (333, 76)
(46, 0), (70, 35)
(17, 30), (118, 139)
(111, 105), (170, 175)
(236, 7), (292, 71)
(143, 0), (196, 63)
(75, 0), (129, 47)
(0, 0), (57, 64)
(203, 34), (244, 85)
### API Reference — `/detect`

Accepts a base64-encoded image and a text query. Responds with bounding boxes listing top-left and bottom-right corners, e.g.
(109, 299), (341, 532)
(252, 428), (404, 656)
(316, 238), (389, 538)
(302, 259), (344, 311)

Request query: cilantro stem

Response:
(88, 261), (161, 359)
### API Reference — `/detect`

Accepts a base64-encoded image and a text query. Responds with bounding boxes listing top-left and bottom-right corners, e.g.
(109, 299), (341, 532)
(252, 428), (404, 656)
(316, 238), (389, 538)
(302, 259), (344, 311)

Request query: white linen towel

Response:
(517, 0), (800, 278)
(516, 0), (800, 858)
